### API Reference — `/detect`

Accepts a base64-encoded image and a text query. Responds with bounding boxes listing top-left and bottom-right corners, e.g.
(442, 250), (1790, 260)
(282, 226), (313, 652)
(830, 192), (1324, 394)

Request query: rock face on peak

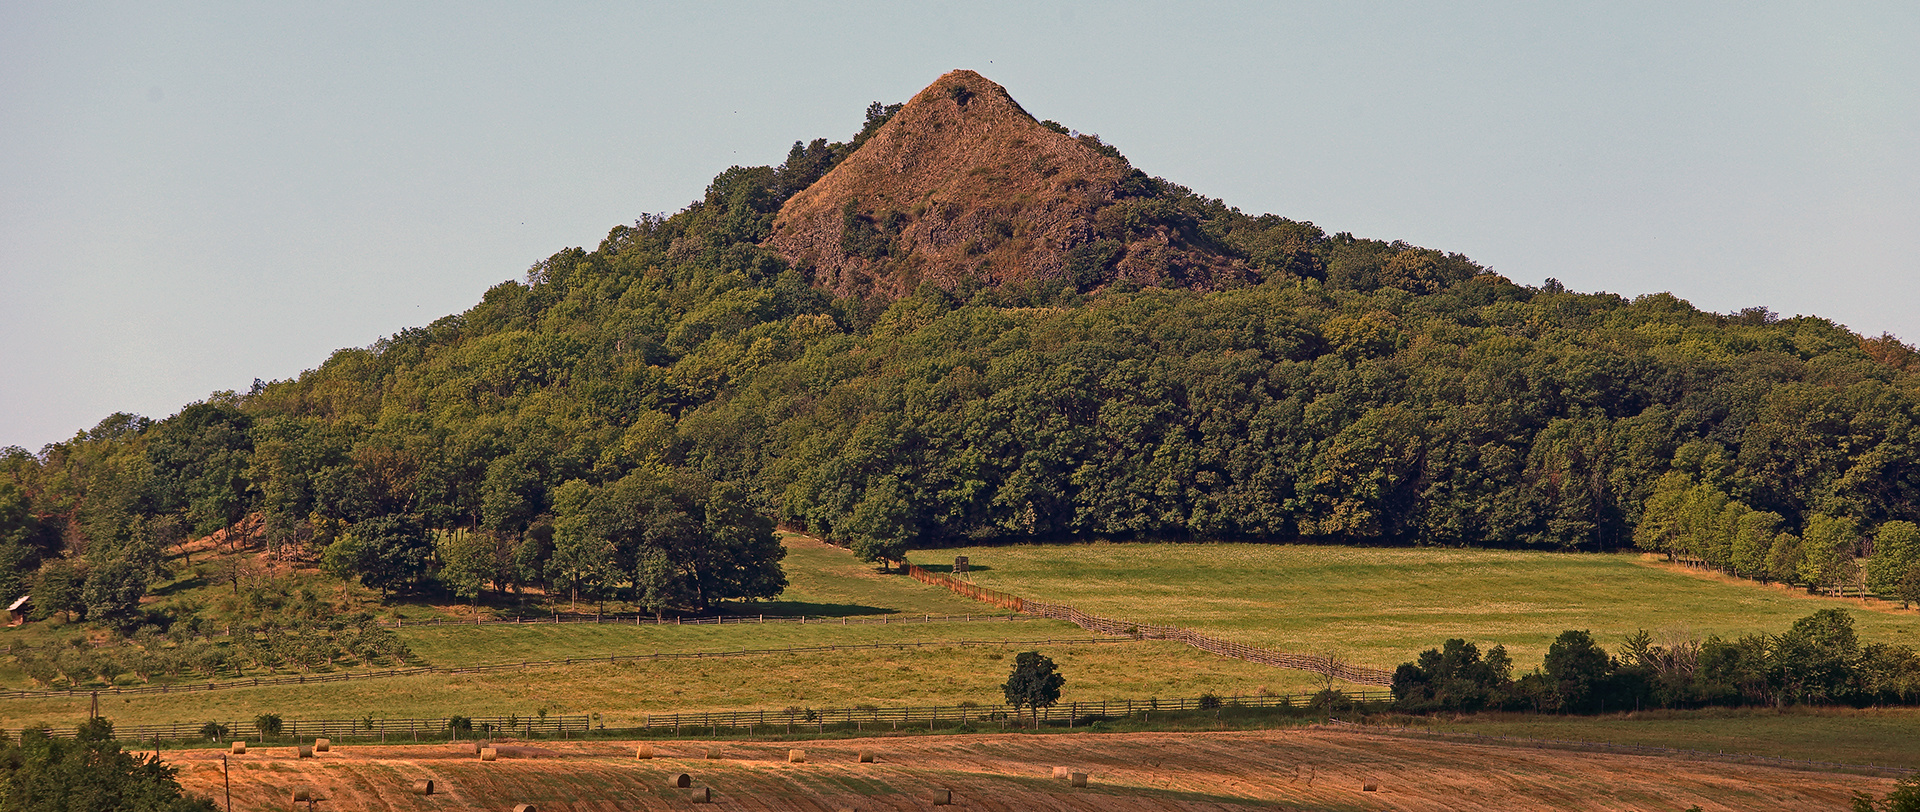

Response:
(767, 70), (1242, 300)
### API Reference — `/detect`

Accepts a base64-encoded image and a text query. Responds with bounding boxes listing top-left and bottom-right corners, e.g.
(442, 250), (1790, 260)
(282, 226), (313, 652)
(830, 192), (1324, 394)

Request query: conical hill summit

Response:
(768, 70), (1246, 299)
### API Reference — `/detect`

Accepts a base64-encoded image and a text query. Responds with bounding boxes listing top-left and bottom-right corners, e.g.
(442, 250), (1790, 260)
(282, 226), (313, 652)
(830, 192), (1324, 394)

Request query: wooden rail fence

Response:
(904, 562), (1396, 686)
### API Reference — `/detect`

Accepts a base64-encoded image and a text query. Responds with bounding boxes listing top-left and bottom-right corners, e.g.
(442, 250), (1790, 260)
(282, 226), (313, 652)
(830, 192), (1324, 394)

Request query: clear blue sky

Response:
(4, 2), (1916, 451)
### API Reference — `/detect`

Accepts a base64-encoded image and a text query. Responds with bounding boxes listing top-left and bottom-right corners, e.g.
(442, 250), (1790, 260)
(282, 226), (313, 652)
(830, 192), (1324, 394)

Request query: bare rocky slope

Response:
(768, 70), (1244, 300)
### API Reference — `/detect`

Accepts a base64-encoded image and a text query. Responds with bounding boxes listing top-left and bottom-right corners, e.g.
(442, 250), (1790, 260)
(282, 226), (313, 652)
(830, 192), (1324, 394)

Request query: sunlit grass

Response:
(0, 638), (1335, 729)
(937, 543), (1920, 669)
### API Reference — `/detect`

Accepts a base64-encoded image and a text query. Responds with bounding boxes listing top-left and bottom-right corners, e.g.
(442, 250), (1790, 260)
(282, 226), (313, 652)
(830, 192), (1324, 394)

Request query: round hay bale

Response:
(514, 805), (538, 812)
(1363, 782), (1379, 792)
(230, 741), (247, 755)
(931, 788), (952, 806)
(857, 750), (875, 763)
(1051, 766), (1070, 780)
(704, 746), (721, 759)
(291, 789), (312, 802)
(634, 744), (654, 759)
(313, 738), (331, 753)
(479, 747), (498, 761)
(672, 773), (692, 788)
(688, 786), (712, 804)
(787, 748), (806, 763)
(1070, 772), (1089, 788)
(411, 779), (435, 796)
(295, 745), (313, 759)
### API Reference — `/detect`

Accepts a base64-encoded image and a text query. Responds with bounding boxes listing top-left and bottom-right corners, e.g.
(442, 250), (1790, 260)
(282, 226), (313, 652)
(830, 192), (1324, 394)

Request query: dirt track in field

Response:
(166, 728), (1895, 811)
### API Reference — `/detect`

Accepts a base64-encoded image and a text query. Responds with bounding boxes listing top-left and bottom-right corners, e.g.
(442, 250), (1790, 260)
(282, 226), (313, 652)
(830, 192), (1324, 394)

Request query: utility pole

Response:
(223, 755), (232, 812)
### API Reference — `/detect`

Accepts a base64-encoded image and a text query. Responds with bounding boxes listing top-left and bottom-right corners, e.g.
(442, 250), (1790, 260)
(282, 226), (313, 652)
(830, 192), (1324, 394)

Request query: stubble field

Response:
(163, 728), (1900, 812)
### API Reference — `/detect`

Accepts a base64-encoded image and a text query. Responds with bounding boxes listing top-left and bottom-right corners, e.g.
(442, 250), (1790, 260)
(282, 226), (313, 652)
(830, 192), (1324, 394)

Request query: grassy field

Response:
(0, 638), (1337, 729)
(0, 535), (1013, 689)
(0, 535), (1346, 729)
(12, 530), (1920, 773)
(932, 543), (1920, 669)
(396, 616), (1074, 665)
(748, 535), (1016, 618)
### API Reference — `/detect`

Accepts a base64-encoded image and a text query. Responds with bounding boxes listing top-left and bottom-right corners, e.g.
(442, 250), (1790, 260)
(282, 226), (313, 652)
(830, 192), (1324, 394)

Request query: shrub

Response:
(1309, 689), (1354, 712)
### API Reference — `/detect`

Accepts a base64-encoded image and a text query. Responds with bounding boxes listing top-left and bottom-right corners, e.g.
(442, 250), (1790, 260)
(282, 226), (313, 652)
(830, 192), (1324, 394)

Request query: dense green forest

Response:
(5, 99), (1920, 626)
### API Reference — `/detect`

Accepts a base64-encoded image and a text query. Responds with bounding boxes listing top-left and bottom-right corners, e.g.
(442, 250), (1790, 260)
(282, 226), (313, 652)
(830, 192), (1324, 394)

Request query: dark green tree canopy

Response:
(1002, 650), (1066, 721)
(0, 720), (219, 812)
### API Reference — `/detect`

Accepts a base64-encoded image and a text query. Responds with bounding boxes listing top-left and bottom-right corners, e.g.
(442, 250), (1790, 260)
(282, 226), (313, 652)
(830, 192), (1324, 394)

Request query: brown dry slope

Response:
(768, 69), (1242, 300)
(168, 730), (1892, 811)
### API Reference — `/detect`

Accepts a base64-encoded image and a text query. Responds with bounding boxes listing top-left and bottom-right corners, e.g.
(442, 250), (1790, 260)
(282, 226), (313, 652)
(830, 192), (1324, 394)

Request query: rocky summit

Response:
(768, 70), (1245, 300)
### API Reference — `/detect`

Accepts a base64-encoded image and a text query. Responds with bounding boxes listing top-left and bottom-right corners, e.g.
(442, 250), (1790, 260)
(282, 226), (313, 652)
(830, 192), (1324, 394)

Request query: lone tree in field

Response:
(1001, 651), (1065, 727)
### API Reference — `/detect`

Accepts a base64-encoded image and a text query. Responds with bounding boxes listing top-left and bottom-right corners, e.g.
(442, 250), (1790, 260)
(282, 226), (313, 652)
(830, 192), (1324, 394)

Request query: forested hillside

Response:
(5, 71), (1920, 625)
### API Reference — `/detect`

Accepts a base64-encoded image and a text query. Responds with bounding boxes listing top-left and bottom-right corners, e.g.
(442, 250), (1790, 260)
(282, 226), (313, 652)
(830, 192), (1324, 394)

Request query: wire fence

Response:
(0, 637), (1137, 700)
(635, 690), (1394, 732)
(11, 690), (1392, 742)
(903, 563), (1397, 686)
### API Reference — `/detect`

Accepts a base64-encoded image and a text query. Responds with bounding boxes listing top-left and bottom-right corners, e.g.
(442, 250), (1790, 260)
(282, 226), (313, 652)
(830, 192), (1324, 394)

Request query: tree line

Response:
(5, 97), (1920, 626)
(1391, 608), (1920, 714)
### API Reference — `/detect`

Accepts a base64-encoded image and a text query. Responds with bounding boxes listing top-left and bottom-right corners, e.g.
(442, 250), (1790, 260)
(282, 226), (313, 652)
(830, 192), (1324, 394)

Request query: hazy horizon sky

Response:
(4, 2), (1917, 451)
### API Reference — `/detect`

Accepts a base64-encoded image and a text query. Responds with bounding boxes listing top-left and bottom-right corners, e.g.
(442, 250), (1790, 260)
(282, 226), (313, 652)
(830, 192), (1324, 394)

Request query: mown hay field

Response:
(164, 729), (1899, 812)
(933, 543), (1920, 669)
(1425, 706), (1920, 770)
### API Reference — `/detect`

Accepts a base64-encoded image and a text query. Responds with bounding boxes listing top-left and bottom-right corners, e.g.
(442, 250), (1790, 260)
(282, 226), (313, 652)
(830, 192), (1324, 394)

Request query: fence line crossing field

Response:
(0, 638), (1340, 729)
(929, 542), (1920, 670)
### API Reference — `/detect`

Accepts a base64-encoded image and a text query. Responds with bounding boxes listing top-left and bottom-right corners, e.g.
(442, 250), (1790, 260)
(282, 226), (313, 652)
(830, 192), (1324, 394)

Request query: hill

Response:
(768, 69), (1244, 299)
(2, 68), (1919, 632)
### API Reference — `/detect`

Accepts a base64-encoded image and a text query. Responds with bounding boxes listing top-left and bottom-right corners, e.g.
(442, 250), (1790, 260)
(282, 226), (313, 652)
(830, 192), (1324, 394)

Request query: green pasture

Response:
(0, 535), (1013, 690)
(395, 616), (1083, 665)
(0, 638), (1333, 730)
(930, 543), (1920, 670)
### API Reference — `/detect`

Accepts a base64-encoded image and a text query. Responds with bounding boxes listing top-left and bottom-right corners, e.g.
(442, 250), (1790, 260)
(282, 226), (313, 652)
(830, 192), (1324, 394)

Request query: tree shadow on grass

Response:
(914, 563), (993, 574)
(150, 573), (208, 597)
(715, 600), (906, 618)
